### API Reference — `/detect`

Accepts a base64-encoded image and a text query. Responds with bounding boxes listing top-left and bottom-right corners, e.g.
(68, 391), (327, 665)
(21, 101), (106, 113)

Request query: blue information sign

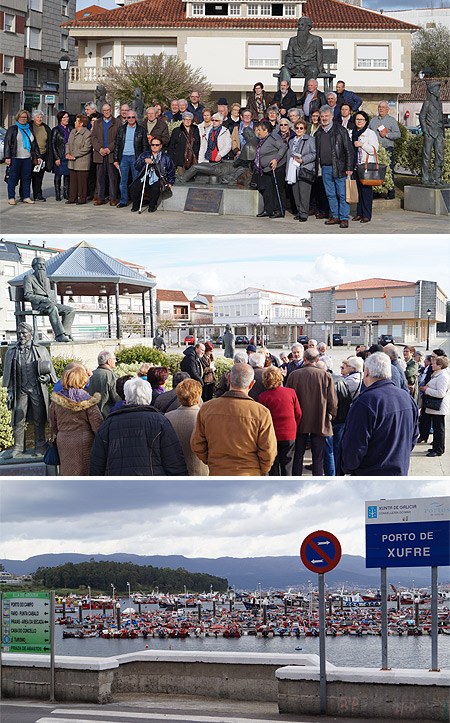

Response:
(365, 497), (450, 568)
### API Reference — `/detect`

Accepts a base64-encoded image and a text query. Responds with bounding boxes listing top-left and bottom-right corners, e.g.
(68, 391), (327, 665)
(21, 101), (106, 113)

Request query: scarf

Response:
(254, 134), (270, 175)
(255, 94), (266, 120)
(182, 126), (196, 169)
(205, 126), (222, 161)
(238, 120), (253, 148)
(352, 121), (369, 168)
(57, 388), (92, 403)
(16, 122), (32, 152)
(143, 151), (161, 185)
(59, 123), (70, 144)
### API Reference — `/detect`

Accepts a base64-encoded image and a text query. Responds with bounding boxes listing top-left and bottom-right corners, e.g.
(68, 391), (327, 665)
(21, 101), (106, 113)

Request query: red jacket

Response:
(259, 386), (302, 441)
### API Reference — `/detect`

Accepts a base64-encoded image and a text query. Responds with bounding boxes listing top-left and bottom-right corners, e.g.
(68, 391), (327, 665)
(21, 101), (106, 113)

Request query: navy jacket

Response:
(340, 379), (418, 476)
(337, 89), (362, 112)
(89, 405), (188, 476)
(391, 359), (409, 392)
(135, 151), (176, 185)
(180, 347), (204, 385)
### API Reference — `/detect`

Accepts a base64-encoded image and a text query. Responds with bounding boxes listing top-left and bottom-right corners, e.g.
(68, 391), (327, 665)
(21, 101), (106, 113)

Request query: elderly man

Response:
(217, 98), (230, 125)
(336, 81), (361, 113)
(164, 100), (182, 123)
(326, 92), (340, 120)
(178, 98), (189, 117)
(145, 106), (170, 148)
(340, 352), (418, 475)
(2, 322), (57, 458)
(91, 102), (121, 206)
(318, 342), (333, 371)
(88, 350), (120, 418)
(89, 377), (188, 476)
(368, 101), (400, 199)
(113, 109), (149, 208)
(191, 363), (277, 476)
(383, 344), (409, 391)
(299, 78), (326, 121)
(286, 347), (338, 475)
(180, 342), (205, 385)
(316, 104), (353, 228)
(118, 104), (130, 125)
(248, 351), (266, 401)
(187, 91), (205, 122)
(285, 343), (304, 380)
(24, 257), (75, 342)
(279, 17), (323, 92)
(272, 80), (298, 116)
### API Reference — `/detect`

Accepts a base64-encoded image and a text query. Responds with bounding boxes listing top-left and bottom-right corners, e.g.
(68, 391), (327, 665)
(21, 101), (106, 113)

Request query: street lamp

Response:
(1, 80), (7, 127)
(426, 308), (431, 351)
(127, 582), (132, 631)
(88, 585), (91, 617)
(418, 67), (433, 80)
(59, 54), (70, 110)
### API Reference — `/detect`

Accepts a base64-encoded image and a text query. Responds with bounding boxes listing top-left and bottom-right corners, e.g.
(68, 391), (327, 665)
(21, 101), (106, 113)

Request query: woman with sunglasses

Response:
(277, 118), (295, 145)
(130, 137), (175, 213)
(286, 119), (316, 222)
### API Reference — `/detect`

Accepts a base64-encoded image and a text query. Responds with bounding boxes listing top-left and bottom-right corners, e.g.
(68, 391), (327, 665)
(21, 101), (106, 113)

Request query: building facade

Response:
(309, 277), (447, 347)
(0, 0), (27, 126)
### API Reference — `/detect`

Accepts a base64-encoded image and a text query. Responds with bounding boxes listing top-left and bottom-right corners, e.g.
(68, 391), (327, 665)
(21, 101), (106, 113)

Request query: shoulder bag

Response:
(422, 395), (443, 411)
(357, 147), (386, 186)
(43, 437), (60, 465)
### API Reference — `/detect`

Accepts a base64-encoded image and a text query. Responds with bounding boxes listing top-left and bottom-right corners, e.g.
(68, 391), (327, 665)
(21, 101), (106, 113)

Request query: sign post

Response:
(300, 530), (342, 715)
(366, 496), (450, 671)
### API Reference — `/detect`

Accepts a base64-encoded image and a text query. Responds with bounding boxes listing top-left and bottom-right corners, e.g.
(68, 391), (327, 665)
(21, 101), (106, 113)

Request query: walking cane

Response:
(138, 161), (150, 214)
(272, 167), (285, 217)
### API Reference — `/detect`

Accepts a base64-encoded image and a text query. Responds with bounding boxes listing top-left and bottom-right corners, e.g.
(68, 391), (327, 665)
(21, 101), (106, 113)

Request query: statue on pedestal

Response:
(222, 324), (235, 359)
(153, 330), (166, 351)
(2, 323), (57, 459)
(23, 257), (75, 342)
(419, 82), (445, 186)
(132, 87), (144, 125)
(95, 85), (107, 113)
(278, 17), (324, 92)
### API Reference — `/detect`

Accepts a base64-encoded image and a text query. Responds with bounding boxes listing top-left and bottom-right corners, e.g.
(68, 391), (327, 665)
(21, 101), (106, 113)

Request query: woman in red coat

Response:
(259, 366), (302, 476)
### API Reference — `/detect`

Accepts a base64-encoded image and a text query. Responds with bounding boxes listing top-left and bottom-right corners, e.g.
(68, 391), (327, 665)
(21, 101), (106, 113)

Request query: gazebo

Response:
(9, 241), (157, 339)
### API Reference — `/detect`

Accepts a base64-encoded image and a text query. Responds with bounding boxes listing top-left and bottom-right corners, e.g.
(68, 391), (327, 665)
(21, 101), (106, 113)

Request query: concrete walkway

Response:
(1, 173), (448, 235)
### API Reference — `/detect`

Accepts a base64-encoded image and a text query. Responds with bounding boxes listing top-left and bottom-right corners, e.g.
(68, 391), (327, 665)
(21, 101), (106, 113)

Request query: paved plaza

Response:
(1, 174), (448, 235)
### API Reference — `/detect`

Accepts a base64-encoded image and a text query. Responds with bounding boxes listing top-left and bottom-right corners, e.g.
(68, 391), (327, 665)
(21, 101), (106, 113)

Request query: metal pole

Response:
(63, 69), (67, 110)
(318, 573), (326, 715)
(426, 315), (430, 351)
(106, 296), (111, 338)
(50, 591), (55, 702)
(0, 592), (3, 700)
(115, 283), (121, 338)
(142, 292), (146, 337)
(381, 568), (389, 670)
(431, 566), (439, 671)
(149, 289), (154, 337)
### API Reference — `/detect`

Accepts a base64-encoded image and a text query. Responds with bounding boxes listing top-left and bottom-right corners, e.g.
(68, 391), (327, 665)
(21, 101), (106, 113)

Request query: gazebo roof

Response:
(9, 241), (156, 296)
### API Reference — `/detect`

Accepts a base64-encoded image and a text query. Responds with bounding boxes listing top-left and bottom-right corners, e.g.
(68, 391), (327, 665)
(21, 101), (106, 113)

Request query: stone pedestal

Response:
(160, 184), (262, 217)
(404, 185), (450, 215)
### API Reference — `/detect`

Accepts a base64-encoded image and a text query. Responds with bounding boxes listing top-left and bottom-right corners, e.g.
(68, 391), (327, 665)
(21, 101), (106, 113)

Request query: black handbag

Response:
(357, 147), (386, 186)
(4, 165), (9, 183)
(422, 394), (443, 411)
(43, 438), (60, 465)
(297, 166), (315, 184)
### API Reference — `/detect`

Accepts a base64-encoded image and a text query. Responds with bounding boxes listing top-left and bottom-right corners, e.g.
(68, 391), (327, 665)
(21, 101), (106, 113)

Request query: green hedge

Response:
(115, 345), (168, 366)
(0, 384), (14, 451)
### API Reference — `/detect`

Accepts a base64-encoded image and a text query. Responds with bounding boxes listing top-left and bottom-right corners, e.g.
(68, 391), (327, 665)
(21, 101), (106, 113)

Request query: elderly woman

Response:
(137, 362), (154, 379)
(419, 356), (450, 458)
(277, 118), (295, 145)
(248, 82), (272, 121)
(259, 366), (302, 476)
(197, 108), (213, 150)
(165, 379), (209, 476)
(286, 118), (316, 223)
(4, 109), (41, 205)
(253, 120), (287, 218)
(198, 113), (232, 165)
(30, 110), (53, 202)
(89, 377), (188, 476)
(352, 110), (379, 223)
(341, 356), (364, 400)
(168, 112), (200, 175)
(339, 102), (356, 134)
(65, 113), (92, 204)
(265, 105), (280, 132)
(231, 108), (254, 159)
(49, 365), (103, 476)
(146, 366), (170, 404)
(200, 341), (216, 402)
(226, 103), (242, 132)
(51, 110), (71, 201)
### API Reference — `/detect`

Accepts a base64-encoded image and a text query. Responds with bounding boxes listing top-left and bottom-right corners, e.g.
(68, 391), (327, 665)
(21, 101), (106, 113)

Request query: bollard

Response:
(78, 602), (83, 623)
(62, 600), (65, 619)
(198, 603), (202, 622)
(213, 600), (216, 617)
(116, 602), (121, 629)
(263, 602), (267, 625)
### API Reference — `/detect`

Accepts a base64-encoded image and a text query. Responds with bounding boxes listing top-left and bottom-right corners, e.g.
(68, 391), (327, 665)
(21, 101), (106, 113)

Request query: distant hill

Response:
(2, 553), (448, 588)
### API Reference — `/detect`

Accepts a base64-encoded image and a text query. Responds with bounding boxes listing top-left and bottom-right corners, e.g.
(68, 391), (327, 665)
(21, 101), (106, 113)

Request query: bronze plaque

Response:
(185, 188), (223, 214)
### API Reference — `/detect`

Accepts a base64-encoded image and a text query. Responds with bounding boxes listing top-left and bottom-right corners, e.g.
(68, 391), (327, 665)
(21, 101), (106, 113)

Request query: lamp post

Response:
(59, 54), (70, 110)
(1, 80), (7, 127)
(426, 308), (431, 351)
(127, 581), (132, 631)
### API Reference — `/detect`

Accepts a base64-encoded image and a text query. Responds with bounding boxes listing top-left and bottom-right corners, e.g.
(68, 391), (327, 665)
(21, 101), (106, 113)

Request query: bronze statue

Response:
(222, 323), (235, 359)
(153, 330), (166, 351)
(279, 17), (323, 93)
(132, 87), (144, 125)
(95, 85), (107, 113)
(2, 323), (57, 459)
(23, 257), (75, 342)
(419, 82), (445, 186)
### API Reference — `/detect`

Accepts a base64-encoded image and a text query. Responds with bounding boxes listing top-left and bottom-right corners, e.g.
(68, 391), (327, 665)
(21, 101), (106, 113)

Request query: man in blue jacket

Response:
(336, 81), (362, 113)
(340, 352), (418, 476)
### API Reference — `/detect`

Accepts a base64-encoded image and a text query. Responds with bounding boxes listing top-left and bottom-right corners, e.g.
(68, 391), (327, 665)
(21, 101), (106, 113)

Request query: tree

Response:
(411, 24), (450, 78)
(102, 54), (212, 111)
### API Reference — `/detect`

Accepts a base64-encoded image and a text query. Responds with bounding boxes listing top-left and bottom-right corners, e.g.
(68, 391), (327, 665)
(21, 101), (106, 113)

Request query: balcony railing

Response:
(68, 66), (108, 86)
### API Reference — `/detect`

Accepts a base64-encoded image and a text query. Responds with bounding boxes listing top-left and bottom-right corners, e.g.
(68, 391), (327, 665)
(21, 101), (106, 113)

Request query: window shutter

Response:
(16, 15), (25, 34)
(15, 55), (24, 74)
(0, 12), (4, 30)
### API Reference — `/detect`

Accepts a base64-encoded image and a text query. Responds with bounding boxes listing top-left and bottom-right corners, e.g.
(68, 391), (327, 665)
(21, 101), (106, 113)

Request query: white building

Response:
(387, 7), (450, 32)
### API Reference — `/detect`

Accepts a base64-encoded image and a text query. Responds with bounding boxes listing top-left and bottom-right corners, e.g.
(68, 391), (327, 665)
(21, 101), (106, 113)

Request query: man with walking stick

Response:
(129, 138), (175, 213)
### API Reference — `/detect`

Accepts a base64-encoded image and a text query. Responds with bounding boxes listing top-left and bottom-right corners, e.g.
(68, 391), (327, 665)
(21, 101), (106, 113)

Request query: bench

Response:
(9, 285), (41, 342)
(273, 49), (337, 95)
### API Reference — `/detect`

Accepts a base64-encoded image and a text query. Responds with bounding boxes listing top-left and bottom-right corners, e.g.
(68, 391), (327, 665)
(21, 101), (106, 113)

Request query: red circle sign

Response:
(300, 530), (342, 574)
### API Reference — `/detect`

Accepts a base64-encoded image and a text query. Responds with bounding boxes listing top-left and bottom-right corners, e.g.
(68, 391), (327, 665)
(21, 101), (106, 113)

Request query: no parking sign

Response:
(300, 529), (342, 574)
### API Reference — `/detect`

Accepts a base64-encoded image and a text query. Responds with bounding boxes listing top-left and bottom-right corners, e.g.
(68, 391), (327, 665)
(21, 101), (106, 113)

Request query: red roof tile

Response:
(63, 0), (419, 31)
(157, 288), (190, 302)
(399, 77), (450, 102)
(309, 278), (416, 292)
(75, 5), (109, 21)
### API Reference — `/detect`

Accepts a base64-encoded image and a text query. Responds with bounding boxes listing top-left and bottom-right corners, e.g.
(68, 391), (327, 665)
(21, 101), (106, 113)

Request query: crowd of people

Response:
(4, 83), (400, 223)
(47, 341), (449, 477)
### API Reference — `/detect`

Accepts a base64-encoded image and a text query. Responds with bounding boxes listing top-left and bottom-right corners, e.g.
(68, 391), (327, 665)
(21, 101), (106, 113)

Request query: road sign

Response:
(365, 497), (450, 568)
(1, 592), (51, 653)
(45, 94), (56, 104)
(300, 530), (342, 574)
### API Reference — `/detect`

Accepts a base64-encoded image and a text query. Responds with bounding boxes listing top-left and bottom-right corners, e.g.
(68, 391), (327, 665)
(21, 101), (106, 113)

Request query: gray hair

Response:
(288, 108), (303, 119)
(18, 322), (33, 334)
(365, 352), (392, 380)
(211, 112), (223, 122)
(102, 102), (112, 110)
(304, 348), (320, 363)
(85, 102), (97, 110)
(31, 256), (45, 269)
(378, 100), (389, 108)
(346, 356), (364, 373)
(31, 109), (44, 120)
(279, 119), (293, 128)
(309, 339), (318, 347)
(267, 105), (279, 113)
(318, 342), (327, 352)
(233, 350), (249, 364)
(327, 92), (337, 100)
(230, 363), (254, 390)
(249, 352), (266, 369)
(146, 106), (157, 113)
(182, 112), (194, 120)
(384, 343), (399, 361)
(291, 342), (303, 352)
(97, 350), (115, 366)
(172, 371), (190, 387)
(316, 360), (327, 370)
(178, 98), (188, 105)
(319, 104), (333, 115)
(124, 377), (153, 406)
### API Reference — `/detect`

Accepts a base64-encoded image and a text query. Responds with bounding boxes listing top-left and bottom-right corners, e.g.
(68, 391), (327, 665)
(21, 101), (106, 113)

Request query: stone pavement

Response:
(1, 173), (449, 235)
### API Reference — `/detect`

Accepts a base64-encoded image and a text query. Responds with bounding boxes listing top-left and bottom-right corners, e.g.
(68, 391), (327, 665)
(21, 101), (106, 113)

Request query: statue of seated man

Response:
(23, 257), (75, 342)
(279, 17), (324, 93)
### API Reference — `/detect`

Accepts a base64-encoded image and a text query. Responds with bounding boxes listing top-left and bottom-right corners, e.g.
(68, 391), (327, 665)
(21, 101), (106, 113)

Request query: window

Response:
(61, 34), (69, 52)
(247, 43), (280, 68)
(3, 55), (14, 73)
(283, 4), (296, 15)
(392, 324), (403, 339)
(205, 2), (229, 15)
(351, 326), (361, 337)
(3, 265), (16, 276)
(229, 3), (241, 14)
(27, 27), (41, 50)
(356, 45), (389, 69)
(335, 298), (357, 314)
(338, 326), (347, 337)
(101, 45), (112, 67)
(124, 44), (177, 62)
(61, 0), (69, 16)
(24, 67), (38, 85)
(362, 297), (385, 313)
(4, 13), (14, 32)
(248, 3), (271, 15)
(192, 3), (205, 14)
(391, 296), (415, 312)
(29, 0), (43, 10)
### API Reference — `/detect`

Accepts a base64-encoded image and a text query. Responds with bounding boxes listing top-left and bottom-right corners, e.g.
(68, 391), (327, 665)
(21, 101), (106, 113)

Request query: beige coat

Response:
(286, 364), (338, 436)
(49, 392), (103, 476)
(190, 390), (277, 476)
(67, 126), (92, 171)
(166, 405), (209, 476)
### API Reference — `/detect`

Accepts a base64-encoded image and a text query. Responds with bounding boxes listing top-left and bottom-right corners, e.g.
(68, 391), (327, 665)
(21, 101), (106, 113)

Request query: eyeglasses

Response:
(212, 119), (221, 122)
(127, 116), (136, 120)
(150, 142), (162, 147)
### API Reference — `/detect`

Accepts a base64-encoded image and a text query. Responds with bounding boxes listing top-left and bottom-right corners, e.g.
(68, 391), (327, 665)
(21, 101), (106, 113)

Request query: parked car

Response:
(235, 335), (250, 345)
(184, 334), (195, 345)
(297, 335), (309, 345)
(249, 335), (262, 346)
(378, 334), (395, 346)
(406, 126), (421, 135)
(215, 336), (223, 346)
(332, 333), (344, 346)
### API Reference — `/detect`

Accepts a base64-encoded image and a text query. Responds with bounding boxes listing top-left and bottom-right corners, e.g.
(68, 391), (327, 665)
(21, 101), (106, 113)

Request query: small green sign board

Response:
(2, 592), (51, 653)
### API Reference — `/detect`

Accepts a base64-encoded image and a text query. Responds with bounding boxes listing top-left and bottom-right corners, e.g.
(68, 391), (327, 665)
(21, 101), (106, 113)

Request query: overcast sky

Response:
(8, 235), (449, 301)
(0, 479), (445, 562)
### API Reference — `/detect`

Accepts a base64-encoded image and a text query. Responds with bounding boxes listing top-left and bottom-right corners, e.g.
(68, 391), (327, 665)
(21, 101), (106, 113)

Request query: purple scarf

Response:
(59, 123), (70, 144)
(254, 135), (270, 175)
(57, 388), (92, 403)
